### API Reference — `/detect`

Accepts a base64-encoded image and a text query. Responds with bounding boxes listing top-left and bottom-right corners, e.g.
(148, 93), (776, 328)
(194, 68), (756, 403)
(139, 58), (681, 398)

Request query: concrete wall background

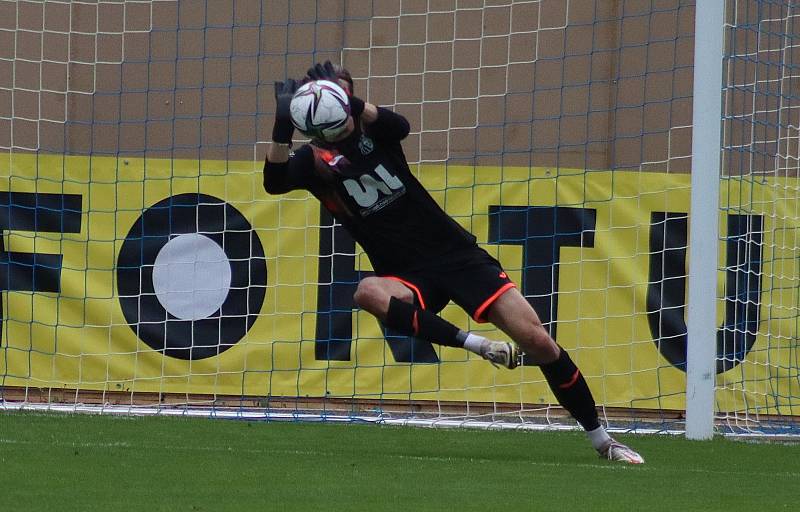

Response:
(0, 0), (795, 175)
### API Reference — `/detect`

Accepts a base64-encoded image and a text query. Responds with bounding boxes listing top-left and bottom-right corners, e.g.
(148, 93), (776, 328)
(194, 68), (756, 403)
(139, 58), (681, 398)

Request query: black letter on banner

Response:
(315, 209), (438, 363)
(488, 206), (596, 365)
(646, 213), (688, 369)
(646, 212), (763, 373)
(0, 191), (82, 343)
(117, 194), (266, 360)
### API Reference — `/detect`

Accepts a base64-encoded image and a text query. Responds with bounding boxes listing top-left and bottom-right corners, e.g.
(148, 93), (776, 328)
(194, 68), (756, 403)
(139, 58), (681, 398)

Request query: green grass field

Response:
(0, 412), (797, 511)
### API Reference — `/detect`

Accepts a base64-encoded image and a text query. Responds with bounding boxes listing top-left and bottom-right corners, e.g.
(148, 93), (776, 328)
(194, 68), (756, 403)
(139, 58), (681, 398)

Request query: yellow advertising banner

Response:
(0, 153), (797, 414)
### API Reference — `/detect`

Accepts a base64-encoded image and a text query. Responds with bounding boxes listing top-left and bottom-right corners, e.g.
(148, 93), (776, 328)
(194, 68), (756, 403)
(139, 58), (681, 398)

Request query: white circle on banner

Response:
(152, 233), (232, 321)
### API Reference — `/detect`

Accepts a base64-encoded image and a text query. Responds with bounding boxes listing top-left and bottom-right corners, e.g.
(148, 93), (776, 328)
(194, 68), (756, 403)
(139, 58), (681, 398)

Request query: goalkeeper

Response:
(263, 61), (644, 464)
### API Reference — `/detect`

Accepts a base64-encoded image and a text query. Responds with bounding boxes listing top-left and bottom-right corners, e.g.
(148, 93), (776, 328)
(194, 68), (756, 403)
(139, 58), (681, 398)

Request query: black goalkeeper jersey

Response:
(263, 107), (477, 274)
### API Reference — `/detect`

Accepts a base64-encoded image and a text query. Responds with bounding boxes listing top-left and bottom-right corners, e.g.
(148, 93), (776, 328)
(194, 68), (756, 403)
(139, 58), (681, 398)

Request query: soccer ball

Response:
(290, 80), (351, 142)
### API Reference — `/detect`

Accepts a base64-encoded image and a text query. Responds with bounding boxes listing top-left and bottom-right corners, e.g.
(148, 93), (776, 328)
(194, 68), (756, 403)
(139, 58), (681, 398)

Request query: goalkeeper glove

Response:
(306, 61), (365, 119)
(306, 60), (354, 93)
(272, 79), (299, 144)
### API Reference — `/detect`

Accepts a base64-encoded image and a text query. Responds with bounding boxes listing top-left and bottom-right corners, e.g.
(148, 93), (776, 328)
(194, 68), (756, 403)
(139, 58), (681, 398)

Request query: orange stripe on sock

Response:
(412, 310), (419, 336)
(559, 369), (581, 389)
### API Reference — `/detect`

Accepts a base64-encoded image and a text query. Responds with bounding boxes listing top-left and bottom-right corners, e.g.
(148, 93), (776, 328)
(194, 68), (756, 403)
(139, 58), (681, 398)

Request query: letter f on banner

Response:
(0, 192), (82, 343)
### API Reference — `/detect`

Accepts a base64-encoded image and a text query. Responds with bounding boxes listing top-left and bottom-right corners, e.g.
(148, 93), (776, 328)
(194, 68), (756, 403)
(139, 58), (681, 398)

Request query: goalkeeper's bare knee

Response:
(353, 277), (413, 318)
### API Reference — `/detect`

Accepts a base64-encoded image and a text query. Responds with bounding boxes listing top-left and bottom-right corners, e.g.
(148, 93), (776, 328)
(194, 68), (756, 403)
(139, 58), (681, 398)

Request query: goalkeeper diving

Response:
(263, 61), (644, 464)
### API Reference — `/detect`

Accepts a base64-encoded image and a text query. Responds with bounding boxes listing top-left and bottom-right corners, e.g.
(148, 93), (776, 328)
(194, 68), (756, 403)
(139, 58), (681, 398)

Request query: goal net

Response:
(717, 0), (800, 434)
(0, 0), (797, 435)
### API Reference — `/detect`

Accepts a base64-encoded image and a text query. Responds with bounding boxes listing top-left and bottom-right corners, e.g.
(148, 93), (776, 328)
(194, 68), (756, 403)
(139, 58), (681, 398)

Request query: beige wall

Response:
(0, 0), (794, 175)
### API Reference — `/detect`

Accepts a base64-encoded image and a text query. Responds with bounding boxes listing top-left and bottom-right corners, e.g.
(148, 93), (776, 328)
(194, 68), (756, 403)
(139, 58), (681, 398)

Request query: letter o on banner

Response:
(117, 193), (266, 360)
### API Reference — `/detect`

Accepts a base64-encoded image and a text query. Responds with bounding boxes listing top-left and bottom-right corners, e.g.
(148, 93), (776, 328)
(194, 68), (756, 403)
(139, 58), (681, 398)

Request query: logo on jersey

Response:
(327, 154), (347, 167)
(358, 134), (374, 155)
(343, 164), (405, 216)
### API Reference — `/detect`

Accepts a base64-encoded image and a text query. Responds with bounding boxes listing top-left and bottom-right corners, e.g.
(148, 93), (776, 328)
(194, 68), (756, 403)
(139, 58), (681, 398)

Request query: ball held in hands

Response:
(290, 80), (351, 142)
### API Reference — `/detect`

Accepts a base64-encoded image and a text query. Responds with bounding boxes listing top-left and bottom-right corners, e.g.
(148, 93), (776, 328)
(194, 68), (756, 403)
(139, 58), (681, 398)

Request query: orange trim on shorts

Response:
(472, 282), (517, 323)
(412, 310), (419, 336)
(559, 369), (581, 389)
(383, 276), (426, 310)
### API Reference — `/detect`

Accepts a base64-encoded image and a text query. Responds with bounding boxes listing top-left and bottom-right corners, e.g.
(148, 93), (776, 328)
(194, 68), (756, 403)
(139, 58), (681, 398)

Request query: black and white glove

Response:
(306, 61), (365, 119)
(306, 60), (340, 84)
(272, 78), (299, 144)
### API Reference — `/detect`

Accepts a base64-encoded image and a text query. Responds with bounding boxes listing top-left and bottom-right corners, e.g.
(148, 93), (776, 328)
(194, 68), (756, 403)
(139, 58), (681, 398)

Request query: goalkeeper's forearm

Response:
(263, 142), (291, 195)
(360, 102), (379, 124)
(363, 104), (410, 140)
(266, 141), (291, 164)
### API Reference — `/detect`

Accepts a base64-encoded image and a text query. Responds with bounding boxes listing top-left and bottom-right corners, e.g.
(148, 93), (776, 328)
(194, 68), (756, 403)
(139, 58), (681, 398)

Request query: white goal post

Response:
(686, 0), (725, 441)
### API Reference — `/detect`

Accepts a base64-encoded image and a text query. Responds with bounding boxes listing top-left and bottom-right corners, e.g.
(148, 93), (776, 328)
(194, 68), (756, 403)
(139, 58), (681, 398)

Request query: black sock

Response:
(384, 297), (462, 347)
(539, 347), (601, 431)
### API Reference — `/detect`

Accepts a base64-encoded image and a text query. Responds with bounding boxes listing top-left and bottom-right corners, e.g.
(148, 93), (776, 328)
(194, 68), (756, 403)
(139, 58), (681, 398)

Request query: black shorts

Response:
(379, 247), (516, 323)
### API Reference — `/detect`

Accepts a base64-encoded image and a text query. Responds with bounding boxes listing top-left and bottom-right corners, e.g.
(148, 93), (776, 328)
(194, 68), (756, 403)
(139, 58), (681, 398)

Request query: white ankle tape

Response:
(462, 333), (487, 355)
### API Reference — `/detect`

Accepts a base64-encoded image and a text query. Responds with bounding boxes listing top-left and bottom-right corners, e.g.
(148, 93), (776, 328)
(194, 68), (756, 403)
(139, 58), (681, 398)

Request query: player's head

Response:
(289, 80), (354, 143)
(330, 63), (354, 95)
